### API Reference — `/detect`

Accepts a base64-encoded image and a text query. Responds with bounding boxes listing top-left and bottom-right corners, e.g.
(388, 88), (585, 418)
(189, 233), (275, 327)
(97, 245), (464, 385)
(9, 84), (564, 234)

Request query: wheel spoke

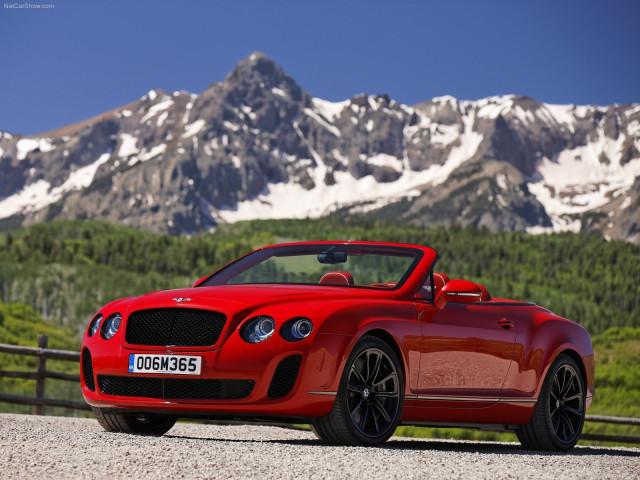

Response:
(563, 406), (583, 417)
(358, 402), (370, 430)
(368, 351), (382, 384)
(347, 384), (361, 394)
(350, 398), (364, 418)
(563, 393), (582, 402)
(559, 369), (574, 397)
(350, 364), (367, 385)
(371, 399), (391, 423)
(373, 372), (397, 389)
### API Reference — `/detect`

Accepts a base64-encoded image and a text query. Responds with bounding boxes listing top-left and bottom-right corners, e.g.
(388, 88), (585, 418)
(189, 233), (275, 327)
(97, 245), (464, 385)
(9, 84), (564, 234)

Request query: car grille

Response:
(267, 354), (302, 398)
(82, 348), (95, 392)
(125, 308), (226, 347)
(97, 375), (255, 400)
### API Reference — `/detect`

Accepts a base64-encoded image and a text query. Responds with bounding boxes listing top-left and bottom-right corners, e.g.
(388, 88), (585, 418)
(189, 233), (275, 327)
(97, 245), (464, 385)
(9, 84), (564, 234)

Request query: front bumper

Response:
(81, 331), (351, 418)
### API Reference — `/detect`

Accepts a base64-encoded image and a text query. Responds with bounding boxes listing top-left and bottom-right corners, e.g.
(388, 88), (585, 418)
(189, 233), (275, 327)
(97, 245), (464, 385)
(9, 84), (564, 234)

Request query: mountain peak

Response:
(223, 52), (303, 102)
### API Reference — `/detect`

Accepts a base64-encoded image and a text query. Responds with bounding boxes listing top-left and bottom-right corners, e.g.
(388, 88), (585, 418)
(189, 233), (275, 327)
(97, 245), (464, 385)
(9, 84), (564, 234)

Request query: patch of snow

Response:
(496, 173), (508, 190)
(272, 87), (287, 98)
(139, 144), (167, 162)
(537, 104), (576, 133)
(365, 120), (374, 132)
(140, 97), (174, 124)
(527, 132), (640, 219)
(0, 152), (111, 219)
(231, 156), (242, 169)
(16, 138), (55, 161)
(156, 111), (169, 128)
(147, 89), (157, 101)
(0, 179), (51, 218)
(527, 217), (582, 235)
(56, 152), (111, 192)
(303, 108), (341, 137)
(431, 124), (459, 146)
(477, 97), (514, 119)
(223, 121), (240, 132)
(182, 119), (205, 138)
(118, 134), (139, 157)
(182, 102), (193, 124)
(120, 110), (132, 118)
(214, 112), (483, 223)
(367, 154), (403, 171)
(312, 98), (349, 121)
(628, 120), (640, 137)
(0, 147), (3, 157)
(621, 196), (632, 209)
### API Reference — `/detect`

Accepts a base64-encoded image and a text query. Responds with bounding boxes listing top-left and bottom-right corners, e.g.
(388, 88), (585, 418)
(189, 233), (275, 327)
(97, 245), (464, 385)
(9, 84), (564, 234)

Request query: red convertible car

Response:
(81, 241), (594, 451)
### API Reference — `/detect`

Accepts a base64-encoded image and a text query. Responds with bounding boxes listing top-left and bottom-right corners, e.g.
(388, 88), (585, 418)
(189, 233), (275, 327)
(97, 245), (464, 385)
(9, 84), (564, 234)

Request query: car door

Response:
(415, 302), (517, 404)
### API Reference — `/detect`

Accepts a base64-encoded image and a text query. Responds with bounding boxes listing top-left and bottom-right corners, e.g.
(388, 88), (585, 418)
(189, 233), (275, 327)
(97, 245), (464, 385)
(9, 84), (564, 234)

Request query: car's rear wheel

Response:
(312, 336), (404, 446)
(92, 407), (177, 436)
(516, 353), (585, 451)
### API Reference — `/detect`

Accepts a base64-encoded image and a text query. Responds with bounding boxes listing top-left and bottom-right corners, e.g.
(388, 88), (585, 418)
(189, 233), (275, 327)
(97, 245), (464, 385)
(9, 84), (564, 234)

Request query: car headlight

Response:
(88, 314), (103, 337)
(101, 313), (122, 340)
(241, 315), (276, 343)
(281, 317), (313, 342)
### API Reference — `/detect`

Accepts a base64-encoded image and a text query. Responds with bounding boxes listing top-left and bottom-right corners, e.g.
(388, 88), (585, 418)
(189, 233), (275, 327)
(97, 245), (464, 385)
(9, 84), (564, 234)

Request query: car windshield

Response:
(200, 244), (422, 289)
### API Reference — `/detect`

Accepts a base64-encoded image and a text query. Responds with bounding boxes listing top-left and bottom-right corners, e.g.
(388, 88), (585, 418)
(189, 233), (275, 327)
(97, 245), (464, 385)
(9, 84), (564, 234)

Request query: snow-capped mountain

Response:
(1, 52), (639, 242)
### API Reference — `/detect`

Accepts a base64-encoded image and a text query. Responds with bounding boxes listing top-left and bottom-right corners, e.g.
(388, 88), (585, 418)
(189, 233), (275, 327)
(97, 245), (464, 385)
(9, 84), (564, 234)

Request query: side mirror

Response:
(435, 279), (483, 309)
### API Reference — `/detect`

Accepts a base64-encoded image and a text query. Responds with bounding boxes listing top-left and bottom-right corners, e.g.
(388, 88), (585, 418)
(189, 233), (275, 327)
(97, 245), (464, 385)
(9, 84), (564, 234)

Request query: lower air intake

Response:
(97, 375), (254, 400)
(82, 348), (95, 392)
(267, 354), (302, 399)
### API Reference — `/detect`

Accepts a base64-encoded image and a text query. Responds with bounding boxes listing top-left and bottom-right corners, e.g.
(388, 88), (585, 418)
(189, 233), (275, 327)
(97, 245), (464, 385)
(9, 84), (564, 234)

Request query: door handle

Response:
(499, 318), (514, 329)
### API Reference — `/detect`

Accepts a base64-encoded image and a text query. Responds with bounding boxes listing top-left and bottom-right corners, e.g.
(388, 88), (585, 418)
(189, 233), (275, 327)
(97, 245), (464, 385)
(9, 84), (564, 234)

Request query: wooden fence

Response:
(0, 335), (639, 445)
(0, 334), (90, 413)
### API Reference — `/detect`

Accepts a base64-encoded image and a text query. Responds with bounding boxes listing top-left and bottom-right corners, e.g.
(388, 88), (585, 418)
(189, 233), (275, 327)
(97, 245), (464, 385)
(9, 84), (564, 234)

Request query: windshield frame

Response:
(198, 243), (424, 291)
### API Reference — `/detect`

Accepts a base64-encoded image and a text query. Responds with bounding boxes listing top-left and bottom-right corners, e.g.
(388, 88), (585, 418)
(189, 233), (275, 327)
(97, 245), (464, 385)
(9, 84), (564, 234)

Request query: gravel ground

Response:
(1, 413), (638, 480)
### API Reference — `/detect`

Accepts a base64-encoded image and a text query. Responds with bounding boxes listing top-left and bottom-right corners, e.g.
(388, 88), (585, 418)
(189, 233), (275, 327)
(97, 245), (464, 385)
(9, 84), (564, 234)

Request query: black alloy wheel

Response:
(549, 363), (585, 444)
(312, 336), (404, 446)
(516, 354), (586, 451)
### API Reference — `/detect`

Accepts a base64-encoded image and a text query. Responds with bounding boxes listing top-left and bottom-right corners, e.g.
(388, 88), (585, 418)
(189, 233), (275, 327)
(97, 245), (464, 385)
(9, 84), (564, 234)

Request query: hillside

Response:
(1, 219), (639, 337)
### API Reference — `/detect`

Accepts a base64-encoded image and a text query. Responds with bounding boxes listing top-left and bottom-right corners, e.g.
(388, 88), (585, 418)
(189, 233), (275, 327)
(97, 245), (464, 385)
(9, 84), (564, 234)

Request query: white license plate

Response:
(128, 354), (202, 375)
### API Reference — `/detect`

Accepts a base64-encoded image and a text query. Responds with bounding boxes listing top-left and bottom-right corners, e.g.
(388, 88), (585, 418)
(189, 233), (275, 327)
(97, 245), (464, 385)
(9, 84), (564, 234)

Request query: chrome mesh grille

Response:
(125, 308), (226, 347)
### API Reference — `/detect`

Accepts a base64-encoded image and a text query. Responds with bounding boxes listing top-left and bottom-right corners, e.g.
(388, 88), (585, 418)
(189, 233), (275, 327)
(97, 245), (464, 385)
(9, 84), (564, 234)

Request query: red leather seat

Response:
(319, 271), (355, 286)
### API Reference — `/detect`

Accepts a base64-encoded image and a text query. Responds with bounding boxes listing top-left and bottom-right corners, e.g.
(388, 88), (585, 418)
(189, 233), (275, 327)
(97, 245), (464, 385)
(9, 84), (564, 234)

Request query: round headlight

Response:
(281, 317), (313, 341)
(290, 318), (313, 339)
(101, 313), (122, 340)
(88, 314), (103, 337)
(242, 315), (276, 343)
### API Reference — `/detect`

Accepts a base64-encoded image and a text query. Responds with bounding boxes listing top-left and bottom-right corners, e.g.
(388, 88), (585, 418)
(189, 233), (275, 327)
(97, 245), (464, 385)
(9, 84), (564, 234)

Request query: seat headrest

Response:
(319, 271), (354, 286)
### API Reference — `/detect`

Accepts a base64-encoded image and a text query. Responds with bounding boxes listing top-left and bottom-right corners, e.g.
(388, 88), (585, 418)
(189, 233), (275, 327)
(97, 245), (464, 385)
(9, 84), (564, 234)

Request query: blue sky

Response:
(1, 0), (639, 136)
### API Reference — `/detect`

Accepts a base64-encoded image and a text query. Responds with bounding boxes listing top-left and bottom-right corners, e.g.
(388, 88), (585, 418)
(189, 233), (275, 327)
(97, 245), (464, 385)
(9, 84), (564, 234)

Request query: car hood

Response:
(122, 283), (391, 321)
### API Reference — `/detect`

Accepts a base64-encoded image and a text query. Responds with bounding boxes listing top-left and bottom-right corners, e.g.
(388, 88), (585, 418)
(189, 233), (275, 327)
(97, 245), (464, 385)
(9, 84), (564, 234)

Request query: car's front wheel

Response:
(312, 336), (404, 446)
(92, 407), (177, 436)
(516, 353), (586, 451)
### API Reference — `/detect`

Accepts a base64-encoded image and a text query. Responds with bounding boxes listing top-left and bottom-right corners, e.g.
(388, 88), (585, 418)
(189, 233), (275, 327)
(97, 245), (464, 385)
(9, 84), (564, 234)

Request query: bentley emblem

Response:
(172, 297), (192, 303)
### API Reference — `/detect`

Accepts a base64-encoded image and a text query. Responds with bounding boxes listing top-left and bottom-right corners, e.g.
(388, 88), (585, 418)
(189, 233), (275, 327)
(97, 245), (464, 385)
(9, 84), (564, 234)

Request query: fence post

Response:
(32, 334), (48, 415)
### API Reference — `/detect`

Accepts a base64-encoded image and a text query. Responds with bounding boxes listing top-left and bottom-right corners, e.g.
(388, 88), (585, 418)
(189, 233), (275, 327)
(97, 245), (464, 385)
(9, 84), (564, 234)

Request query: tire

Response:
(516, 353), (586, 451)
(312, 336), (404, 446)
(92, 407), (177, 436)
